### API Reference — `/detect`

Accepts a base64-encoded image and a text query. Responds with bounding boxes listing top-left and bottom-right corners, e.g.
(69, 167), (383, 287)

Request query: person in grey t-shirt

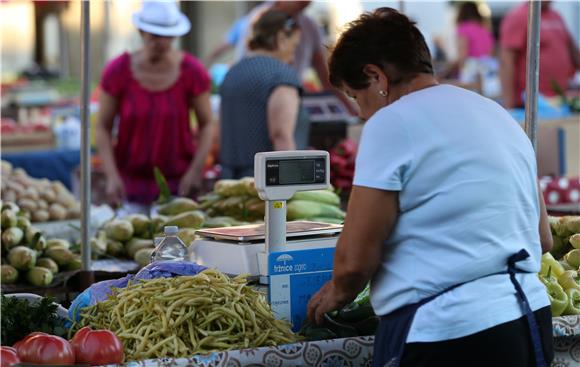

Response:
(219, 10), (304, 179)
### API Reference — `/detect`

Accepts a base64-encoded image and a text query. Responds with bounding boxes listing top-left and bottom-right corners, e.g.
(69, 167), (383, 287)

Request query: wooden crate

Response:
(1, 131), (55, 152)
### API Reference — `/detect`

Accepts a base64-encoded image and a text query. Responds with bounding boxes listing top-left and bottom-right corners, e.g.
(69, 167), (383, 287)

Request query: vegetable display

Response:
(538, 216), (580, 316)
(0, 346), (20, 367)
(300, 284), (378, 341)
(74, 269), (299, 361)
(15, 333), (75, 365)
(199, 177), (345, 224)
(0, 295), (67, 346)
(1, 202), (78, 286)
(87, 200), (204, 268)
(329, 139), (357, 193)
(70, 327), (124, 365)
(1, 161), (80, 222)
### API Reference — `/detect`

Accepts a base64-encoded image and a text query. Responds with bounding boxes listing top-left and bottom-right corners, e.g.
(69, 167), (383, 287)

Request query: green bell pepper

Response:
(546, 281), (568, 316)
(541, 253), (566, 278)
(558, 270), (580, 292)
(564, 288), (580, 315)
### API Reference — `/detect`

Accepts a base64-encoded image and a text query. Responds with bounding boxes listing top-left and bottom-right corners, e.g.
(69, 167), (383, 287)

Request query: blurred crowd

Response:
(93, 0), (579, 209)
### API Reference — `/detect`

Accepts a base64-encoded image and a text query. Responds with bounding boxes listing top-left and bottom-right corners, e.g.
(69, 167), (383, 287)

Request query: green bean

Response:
(75, 270), (300, 361)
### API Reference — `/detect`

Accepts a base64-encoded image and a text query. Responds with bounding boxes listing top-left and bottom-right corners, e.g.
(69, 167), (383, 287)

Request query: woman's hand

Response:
(307, 280), (350, 325)
(106, 173), (125, 207)
(178, 166), (203, 197)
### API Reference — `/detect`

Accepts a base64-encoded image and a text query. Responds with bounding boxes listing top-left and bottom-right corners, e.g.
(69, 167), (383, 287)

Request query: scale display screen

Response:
(266, 158), (326, 186)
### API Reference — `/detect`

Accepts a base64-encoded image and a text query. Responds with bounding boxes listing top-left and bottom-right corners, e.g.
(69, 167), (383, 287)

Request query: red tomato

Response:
(0, 347), (20, 367)
(16, 333), (75, 365)
(70, 327), (124, 365)
(12, 331), (48, 351)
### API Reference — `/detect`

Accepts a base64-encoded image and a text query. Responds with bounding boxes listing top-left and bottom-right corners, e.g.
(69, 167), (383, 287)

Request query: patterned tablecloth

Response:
(119, 316), (580, 367)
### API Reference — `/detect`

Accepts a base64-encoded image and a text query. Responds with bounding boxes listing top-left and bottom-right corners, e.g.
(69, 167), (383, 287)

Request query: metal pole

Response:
(80, 0), (92, 271)
(524, 0), (541, 152)
(399, 1), (405, 13)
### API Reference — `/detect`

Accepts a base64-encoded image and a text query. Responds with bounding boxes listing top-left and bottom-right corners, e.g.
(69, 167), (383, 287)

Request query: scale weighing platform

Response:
(189, 150), (341, 330)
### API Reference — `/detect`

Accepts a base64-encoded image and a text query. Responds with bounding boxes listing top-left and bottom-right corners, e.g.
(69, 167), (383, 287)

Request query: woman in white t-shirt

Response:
(307, 8), (553, 367)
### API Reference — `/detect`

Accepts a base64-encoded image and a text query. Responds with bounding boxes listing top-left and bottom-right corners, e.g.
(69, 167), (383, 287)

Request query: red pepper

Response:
(336, 139), (357, 157)
(330, 154), (348, 172)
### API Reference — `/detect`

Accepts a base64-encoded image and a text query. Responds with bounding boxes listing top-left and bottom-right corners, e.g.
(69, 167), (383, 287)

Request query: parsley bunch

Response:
(1, 295), (68, 345)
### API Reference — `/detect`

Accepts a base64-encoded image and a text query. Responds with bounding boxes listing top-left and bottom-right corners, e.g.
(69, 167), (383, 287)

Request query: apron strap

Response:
(507, 249), (547, 367)
(373, 249), (547, 367)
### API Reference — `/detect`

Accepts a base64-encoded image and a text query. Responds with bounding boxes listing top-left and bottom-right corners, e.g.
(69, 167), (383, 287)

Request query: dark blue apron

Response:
(372, 249), (546, 367)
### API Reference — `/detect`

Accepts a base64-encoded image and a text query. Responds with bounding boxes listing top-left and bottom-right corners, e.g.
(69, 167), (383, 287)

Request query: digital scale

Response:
(189, 150), (341, 329)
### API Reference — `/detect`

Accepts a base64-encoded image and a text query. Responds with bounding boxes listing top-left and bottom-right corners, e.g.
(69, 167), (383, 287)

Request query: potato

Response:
(1, 160), (13, 177)
(48, 203), (67, 221)
(39, 188), (57, 203)
(51, 181), (69, 194)
(11, 175), (33, 188)
(32, 210), (50, 222)
(2, 190), (17, 203)
(6, 181), (25, 196)
(37, 200), (49, 210)
(12, 168), (28, 178)
(22, 186), (40, 201)
(67, 205), (81, 219)
(54, 192), (77, 209)
(17, 198), (37, 213)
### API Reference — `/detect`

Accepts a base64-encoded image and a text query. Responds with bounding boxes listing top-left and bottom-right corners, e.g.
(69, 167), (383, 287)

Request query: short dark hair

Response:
(248, 10), (299, 51)
(328, 7), (433, 90)
(456, 2), (483, 24)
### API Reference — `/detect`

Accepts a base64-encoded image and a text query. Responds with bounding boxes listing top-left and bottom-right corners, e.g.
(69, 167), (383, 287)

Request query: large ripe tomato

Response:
(16, 333), (75, 365)
(0, 347), (20, 367)
(12, 331), (48, 351)
(70, 327), (124, 365)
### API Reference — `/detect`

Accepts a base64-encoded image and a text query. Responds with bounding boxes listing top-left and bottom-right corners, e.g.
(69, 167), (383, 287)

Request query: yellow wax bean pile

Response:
(75, 269), (299, 361)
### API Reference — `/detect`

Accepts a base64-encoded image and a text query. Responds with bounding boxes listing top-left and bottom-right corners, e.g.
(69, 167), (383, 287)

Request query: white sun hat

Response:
(132, 1), (191, 37)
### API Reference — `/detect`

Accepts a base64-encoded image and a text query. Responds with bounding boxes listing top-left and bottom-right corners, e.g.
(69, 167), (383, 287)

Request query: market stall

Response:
(3, 1), (580, 367)
(96, 316), (580, 367)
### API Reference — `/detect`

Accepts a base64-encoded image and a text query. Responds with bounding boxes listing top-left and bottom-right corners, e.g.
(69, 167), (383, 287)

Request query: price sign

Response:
(268, 247), (335, 331)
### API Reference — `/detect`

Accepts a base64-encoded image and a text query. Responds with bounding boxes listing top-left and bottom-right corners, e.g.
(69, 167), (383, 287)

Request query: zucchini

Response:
(287, 200), (345, 220)
(292, 190), (341, 206)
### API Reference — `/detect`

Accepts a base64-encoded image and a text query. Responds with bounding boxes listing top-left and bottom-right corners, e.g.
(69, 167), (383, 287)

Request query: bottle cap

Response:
(164, 226), (179, 235)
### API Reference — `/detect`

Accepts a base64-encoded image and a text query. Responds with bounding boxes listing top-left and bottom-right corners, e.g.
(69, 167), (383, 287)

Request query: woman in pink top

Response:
(96, 1), (213, 207)
(455, 2), (494, 66)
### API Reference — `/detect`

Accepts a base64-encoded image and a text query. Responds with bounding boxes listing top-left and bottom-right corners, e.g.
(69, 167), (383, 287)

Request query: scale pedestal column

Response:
(265, 200), (287, 253)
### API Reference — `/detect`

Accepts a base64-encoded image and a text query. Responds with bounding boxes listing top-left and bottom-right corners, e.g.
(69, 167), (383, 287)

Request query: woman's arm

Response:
(267, 85), (299, 151)
(499, 48), (517, 109)
(308, 186), (399, 324)
(179, 91), (214, 197)
(538, 182), (553, 253)
(456, 36), (469, 70)
(95, 90), (125, 205)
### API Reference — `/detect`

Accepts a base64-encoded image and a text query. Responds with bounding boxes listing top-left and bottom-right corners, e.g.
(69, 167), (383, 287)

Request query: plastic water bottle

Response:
(150, 226), (187, 262)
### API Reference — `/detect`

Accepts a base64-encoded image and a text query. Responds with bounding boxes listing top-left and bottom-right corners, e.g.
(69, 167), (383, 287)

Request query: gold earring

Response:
(379, 90), (387, 97)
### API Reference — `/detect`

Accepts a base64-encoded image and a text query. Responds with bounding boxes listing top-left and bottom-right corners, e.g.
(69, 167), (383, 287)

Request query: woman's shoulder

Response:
(104, 52), (131, 71)
(101, 52), (131, 88)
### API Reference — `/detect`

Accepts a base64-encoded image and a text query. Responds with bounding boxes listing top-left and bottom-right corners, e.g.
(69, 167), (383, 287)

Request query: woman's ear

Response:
(362, 64), (379, 80)
(362, 64), (389, 91)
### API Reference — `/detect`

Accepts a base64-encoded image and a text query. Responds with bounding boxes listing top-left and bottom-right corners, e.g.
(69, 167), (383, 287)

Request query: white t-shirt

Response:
(353, 84), (549, 342)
